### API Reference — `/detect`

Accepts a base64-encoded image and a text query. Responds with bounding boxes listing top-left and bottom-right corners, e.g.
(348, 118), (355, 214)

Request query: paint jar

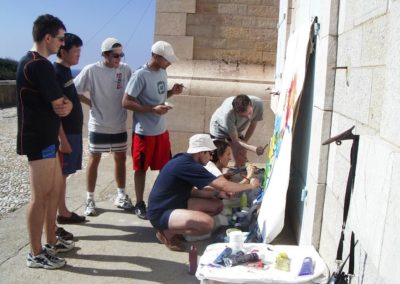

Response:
(229, 231), (244, 254)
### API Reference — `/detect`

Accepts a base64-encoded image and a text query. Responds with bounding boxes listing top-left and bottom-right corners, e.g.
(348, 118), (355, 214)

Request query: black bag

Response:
(327, 232), (357, 284)
(329, 272), (349, 284)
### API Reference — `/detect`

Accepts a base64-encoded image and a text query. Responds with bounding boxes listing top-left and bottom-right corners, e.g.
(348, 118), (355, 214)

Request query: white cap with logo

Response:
(101, 37), (121, 52)
(151, 41), (178, 63)
(187, 134), (216, 154)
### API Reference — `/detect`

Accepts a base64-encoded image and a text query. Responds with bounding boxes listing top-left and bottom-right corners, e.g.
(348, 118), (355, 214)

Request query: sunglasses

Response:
(54, 35), (65, 42)
(111, 52), (124, 59)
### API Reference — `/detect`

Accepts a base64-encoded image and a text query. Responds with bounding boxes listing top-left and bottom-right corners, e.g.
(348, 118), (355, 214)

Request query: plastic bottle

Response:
(188, 245), (198, 275)
(240, 192), (248, 209)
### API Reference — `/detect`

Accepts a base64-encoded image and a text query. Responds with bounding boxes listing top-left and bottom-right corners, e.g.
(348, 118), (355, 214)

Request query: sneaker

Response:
(55, 227), (74, 241)
(134, 201), (147, 220)
(85, 199), (97, 216)
(26, 248), (66, 269)
(114, 194), (133, 210)
(44, 237), (75, 254)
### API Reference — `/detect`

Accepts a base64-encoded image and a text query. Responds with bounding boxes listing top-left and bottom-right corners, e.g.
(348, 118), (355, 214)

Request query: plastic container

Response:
(229, 231), (244, 254)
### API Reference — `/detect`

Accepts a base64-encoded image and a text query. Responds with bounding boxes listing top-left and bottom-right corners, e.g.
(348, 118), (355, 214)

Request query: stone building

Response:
(154, 0), (279, 163)
(156, 0), (399, 283)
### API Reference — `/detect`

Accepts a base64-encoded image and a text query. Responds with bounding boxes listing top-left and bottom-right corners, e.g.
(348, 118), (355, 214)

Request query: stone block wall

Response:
(187, 0), (279, 65)
(285, 0), (400, 283)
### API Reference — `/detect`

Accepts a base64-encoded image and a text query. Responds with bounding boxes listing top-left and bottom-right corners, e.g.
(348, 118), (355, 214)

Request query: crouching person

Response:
(147, 134), (260, 252)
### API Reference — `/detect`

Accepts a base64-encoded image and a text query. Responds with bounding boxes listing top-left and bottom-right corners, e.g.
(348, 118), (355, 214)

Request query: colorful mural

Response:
(258, 20), (315, 243)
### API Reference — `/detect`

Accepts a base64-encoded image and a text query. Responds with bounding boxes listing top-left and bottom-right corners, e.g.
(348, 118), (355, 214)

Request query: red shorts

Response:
(131, 131), (171, 171)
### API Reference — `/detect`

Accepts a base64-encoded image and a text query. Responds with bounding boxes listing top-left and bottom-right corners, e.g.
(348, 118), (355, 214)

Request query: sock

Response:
(117, 188), (126, 198)
(87, 192), (94, 200)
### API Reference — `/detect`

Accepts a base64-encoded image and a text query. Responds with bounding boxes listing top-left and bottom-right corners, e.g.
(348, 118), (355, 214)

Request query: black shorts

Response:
(27, 144), (57, 161)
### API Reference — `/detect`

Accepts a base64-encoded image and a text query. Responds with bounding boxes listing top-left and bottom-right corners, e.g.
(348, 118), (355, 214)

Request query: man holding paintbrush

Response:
(122, 41), (183, 219)
(210, 94), (266, 166)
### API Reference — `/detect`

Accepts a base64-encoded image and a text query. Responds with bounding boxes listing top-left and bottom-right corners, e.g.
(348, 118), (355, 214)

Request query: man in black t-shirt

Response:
(53, 33), (86, 239)
(16, 14), (73, 269)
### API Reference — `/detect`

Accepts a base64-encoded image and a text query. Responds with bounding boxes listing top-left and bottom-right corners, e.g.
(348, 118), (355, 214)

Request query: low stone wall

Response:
(0, 81), (16, 108)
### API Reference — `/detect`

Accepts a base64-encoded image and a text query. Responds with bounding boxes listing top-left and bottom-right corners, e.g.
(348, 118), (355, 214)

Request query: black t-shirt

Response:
(16, 51), (63, 155)
(147, 153), (217, 221)
(54, 63), (83, 134)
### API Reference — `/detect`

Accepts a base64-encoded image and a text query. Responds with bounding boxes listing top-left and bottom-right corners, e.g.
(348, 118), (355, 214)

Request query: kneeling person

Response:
(147, 134), (260, 252)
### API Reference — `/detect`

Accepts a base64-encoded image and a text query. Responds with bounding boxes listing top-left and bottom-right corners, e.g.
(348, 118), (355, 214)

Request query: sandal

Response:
(156, 231), (186, 252)
(57, 212), (86, 224)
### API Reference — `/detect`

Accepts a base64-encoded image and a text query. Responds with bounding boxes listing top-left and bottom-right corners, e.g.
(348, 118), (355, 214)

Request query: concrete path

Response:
(0, 154), (294, 283)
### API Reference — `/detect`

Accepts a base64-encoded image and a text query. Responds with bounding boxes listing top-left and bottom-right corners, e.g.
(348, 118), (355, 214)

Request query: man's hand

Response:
(53, 97), (73, 117)
(170, 83), (184, 95)
(59, 140), (72, 154)
(152, 104), (171, 115)
(255, 145), (265, 155)
(250, 177), (260, 189)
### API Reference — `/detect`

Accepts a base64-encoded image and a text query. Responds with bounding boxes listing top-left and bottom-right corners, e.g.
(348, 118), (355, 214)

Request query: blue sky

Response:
(0, 0), (156, 70)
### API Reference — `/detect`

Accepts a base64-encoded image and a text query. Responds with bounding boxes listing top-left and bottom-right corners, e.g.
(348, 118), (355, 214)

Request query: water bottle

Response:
(188, 245), (198, 275)
(240, 192), (248, 209)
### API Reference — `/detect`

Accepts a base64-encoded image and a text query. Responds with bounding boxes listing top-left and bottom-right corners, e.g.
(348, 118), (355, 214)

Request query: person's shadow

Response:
(62, 254), (199, 283)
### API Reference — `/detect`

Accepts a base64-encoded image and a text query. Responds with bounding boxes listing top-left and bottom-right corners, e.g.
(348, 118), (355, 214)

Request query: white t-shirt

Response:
(74, 61), (131, 134)
(204, 161), (223, 177)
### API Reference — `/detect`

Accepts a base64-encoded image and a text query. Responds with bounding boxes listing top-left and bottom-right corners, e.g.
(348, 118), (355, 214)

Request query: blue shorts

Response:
(148, 209), (174, 231)
(60, 134), (83, 175)
(27, 144), (57, 161)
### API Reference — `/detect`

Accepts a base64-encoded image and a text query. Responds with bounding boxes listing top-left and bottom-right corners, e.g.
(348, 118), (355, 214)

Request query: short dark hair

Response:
(57, 33), (83, 58)
(32, 14), (66, 42)
(211, 140), (230, 163)
(102, 43), (122, 56)
(232, 94), (252, 113)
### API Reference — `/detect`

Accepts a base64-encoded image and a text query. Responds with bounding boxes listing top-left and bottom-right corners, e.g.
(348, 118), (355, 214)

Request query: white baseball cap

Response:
(101, 37), (121, 52)
(187, 134), (216, 154)
(151, 41), (178, 63)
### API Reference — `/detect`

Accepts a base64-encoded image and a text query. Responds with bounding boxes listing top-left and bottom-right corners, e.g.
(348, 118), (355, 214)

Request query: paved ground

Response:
(0, 154), (294, 284)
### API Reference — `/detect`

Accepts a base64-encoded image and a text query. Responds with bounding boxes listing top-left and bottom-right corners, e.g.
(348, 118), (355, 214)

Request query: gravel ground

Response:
(0, 107), (30, 218)
(0, 107), (89, 219)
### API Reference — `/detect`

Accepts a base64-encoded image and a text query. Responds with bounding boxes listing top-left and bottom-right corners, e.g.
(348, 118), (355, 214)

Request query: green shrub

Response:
(0, 58), (18, 80)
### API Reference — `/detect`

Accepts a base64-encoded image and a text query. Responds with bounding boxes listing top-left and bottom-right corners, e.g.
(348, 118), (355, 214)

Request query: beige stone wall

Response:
(284, 1), (400, 283)
(187, 0), (279, 65)
(155, 0), (278, 163)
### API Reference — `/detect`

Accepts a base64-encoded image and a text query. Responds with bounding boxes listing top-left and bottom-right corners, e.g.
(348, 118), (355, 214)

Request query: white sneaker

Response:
(85, 199), (97, 216)
(26, 247), (66, 269)
(114, 194), (133, 210)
